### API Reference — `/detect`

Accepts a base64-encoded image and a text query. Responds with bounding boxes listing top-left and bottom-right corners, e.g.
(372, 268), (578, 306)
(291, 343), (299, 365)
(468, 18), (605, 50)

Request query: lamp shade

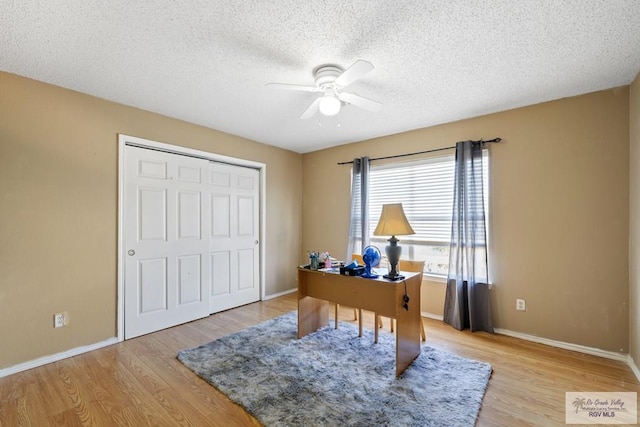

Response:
(373, 203), (415, 236)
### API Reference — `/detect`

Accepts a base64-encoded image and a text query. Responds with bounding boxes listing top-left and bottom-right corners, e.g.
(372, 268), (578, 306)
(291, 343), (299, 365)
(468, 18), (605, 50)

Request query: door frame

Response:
(117, 134), (266, 342)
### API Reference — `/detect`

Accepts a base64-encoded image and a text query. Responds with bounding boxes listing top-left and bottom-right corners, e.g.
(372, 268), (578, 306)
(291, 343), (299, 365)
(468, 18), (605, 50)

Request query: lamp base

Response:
(385, 235), (403, 281)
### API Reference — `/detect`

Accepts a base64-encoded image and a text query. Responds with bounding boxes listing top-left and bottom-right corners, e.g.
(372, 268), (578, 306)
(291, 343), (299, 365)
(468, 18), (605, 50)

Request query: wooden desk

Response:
(297, 268), (421, 376)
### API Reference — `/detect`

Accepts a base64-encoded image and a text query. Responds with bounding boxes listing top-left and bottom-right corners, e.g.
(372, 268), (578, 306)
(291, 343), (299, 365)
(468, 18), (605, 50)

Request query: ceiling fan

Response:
(266, 59), (382, 119)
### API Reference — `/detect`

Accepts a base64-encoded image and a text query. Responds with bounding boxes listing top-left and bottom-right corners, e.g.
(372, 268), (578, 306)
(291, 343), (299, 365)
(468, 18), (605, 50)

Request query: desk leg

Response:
(298, 296), (329, 339)
(358, 309), (363, 337)
(394, 280), (421, 376)
(374, 313), (379, 344)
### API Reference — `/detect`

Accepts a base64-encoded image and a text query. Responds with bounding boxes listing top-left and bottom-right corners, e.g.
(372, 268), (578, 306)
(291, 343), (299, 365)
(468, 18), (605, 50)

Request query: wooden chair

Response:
(334, 253), (364, 330)
(375, 259), (427, 342)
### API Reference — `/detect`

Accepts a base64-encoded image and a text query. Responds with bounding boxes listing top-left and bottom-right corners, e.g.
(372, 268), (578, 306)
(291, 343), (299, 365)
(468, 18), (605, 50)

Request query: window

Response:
(368, 152), (488, 277)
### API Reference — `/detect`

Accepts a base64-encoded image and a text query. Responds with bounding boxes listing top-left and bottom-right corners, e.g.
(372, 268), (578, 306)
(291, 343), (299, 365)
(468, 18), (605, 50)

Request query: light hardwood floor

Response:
(1, 293), (638, 426)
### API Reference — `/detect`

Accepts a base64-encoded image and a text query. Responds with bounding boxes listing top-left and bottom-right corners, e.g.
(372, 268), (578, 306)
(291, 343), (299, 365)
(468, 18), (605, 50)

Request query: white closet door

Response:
(124, 146), (210, 339)
(209, 163), (260, 313)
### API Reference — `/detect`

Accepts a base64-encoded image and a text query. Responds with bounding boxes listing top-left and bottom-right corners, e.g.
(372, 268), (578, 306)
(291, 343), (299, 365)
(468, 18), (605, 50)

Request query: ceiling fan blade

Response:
(266, 83), (319, 92)
(334, 60), (374, 87)
(300, 97), (322, 119)
(339, 92), (382, 111)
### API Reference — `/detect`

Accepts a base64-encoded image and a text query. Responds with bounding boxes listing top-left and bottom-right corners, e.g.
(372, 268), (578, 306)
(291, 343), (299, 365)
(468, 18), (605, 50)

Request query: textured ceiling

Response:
(2, 1), (640, 153)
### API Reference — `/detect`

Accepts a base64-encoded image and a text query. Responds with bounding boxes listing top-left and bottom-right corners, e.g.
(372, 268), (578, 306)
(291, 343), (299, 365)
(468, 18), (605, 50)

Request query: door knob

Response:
(254, 240), (259, 244)
(128, 249), (135, 256)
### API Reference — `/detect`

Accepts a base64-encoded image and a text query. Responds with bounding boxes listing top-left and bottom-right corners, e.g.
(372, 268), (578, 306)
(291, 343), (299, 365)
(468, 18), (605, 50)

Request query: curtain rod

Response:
(336, 137), (502, 165)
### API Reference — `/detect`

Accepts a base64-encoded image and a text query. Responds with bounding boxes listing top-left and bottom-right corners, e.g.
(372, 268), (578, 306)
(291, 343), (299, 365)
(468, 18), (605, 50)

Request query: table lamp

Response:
(373, 203), (415, 280)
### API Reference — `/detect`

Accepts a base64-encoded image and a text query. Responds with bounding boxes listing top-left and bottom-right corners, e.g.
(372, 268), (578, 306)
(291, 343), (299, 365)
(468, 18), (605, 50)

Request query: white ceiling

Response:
(2, 1), (640, 154)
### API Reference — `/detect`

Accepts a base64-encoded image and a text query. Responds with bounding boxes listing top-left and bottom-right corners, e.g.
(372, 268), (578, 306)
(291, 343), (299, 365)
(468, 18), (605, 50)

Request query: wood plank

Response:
(0, 293), (637, 426)
(394, 275), (421, 376)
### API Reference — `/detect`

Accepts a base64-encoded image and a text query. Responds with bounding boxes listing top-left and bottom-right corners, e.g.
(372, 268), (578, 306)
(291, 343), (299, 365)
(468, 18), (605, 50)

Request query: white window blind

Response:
(369, 156), (455, 243)
(368, 152), (488, 277)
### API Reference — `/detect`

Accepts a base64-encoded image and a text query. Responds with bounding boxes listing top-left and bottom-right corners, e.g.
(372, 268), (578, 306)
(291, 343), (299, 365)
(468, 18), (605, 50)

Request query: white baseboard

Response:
(494, 329), (640, 388)
(263, 287), (297, 301)
(422, 314), (625, 361)
(0, 337), (118, 379)
(422, 311), (444, 321)
(425, 316), (638, 382)
(494, 328), (629, 363)
(7, 311), (635, 385)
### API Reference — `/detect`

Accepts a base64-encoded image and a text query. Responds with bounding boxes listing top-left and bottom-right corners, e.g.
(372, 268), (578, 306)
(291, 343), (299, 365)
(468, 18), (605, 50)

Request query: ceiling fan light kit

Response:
(318, 95), (341, 116)
(267, 59), (382, 119)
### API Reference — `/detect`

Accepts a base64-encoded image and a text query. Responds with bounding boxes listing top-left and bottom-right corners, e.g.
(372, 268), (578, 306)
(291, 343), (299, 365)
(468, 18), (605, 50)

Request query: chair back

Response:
(354, 254), (425, 280)
(351, 253), (365, 266)
(399, 259), (425, 281)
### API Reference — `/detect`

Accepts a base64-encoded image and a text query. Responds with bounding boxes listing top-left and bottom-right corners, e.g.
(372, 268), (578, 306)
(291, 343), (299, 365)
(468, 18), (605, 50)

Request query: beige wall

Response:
(0, 71), (303, 369)
(302, 88), (630, 353)
(630, 71), (640, 365)
(0, 67), (633, 370)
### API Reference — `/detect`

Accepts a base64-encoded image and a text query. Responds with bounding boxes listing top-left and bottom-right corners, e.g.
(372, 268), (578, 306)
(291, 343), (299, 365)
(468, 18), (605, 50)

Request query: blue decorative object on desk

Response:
(361, 245), (381, 278)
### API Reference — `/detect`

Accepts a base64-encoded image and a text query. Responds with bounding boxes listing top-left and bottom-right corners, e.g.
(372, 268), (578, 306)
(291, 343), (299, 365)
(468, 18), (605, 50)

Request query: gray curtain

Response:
(443, 141), (493, 333)
(346, 157), (370, 259)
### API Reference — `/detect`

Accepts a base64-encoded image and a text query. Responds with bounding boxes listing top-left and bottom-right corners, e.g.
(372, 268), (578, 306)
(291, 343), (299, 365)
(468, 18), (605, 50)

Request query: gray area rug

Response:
(177, 311), (492, 427)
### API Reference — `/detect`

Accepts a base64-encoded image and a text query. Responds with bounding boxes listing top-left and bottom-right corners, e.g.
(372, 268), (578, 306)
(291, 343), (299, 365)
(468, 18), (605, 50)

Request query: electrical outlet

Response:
(53, 312), (66, 328)
(516, 299), (526, 311)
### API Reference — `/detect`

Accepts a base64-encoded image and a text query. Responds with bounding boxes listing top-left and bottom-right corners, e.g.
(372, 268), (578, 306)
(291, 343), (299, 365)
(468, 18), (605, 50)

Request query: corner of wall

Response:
(629, 70), (640, 369)
(629, 354), (640, 384)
